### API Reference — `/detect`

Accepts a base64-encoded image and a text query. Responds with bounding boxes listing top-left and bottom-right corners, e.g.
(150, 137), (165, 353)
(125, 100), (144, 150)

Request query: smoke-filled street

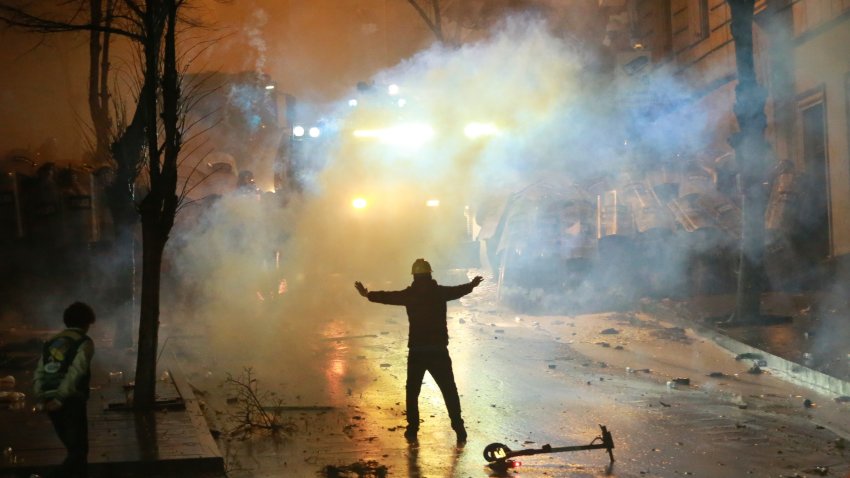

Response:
(4, 1), (850, 477)
(166, 277), (849, 477)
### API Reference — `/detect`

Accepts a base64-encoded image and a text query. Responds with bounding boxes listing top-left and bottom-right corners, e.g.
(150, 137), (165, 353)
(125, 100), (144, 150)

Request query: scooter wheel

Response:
(483, 442), (512, 462)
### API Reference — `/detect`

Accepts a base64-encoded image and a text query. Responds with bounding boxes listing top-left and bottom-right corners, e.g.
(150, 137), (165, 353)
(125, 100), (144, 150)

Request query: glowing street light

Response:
(426, 199), (440, 207)
(352, 197), (368, 209)
(388, 84), (400, 96)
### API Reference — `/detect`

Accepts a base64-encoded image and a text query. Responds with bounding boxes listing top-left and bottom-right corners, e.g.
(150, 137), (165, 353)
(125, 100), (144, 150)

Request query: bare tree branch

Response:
(0, 4), (144, 41)
(405, 0), (442, 42)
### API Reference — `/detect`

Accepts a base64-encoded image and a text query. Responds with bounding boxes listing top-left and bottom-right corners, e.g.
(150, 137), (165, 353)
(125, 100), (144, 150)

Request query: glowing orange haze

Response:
(0, 1), (431, 161)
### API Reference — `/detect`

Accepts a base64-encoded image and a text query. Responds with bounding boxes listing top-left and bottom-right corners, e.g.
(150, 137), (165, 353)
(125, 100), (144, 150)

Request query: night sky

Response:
(0, 0), (432, 161)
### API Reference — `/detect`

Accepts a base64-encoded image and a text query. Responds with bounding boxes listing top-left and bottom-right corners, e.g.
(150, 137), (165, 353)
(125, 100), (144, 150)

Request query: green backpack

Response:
(41, 331), (91, 395)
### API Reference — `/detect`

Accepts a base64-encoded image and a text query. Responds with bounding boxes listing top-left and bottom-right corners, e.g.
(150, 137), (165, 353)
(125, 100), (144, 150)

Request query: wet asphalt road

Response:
(180, 289), (850, 477)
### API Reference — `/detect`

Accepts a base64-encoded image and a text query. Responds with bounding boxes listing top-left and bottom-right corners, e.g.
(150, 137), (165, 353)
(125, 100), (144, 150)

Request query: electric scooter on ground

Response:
(482, 424), (615, 472)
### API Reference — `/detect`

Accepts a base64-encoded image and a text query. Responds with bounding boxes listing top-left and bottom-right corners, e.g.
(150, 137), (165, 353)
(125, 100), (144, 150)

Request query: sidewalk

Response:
(0, 325), (224, 478)
(643, 292), (850, 398)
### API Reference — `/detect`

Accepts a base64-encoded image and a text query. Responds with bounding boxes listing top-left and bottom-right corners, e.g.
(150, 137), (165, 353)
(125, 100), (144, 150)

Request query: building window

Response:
(796, 90), (831, 261)
(689, 0), (709, 42)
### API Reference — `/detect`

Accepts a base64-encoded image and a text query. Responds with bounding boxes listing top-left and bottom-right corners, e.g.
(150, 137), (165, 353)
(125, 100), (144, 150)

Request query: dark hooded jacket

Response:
(367, 276), (476, 349)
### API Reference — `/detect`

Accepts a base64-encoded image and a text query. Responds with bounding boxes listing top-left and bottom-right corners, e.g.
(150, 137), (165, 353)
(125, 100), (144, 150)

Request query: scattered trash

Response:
(596, 342), (611, 348)
(379, 363), (391, 368)
(833, 396), (850, 403)
(600, 328), (619, 335)
(322, 459), (388, 477)
(2, 446), (17, 464)
(0, 376), (15, 389)
(458, 318), (466, 324)
(548, 364), (557, 369)
(0, 391), (25, 402)
(614, 345), (624, 350)
(659, 401), (671, 407)
(626, 367), (651, 374)
(735, 353), (764, 361)
(802, 466), (829, 476)
(747, 365), (763, 375)
(666, 381), (677, 390)
(494, 329), (505, 334)
(803, 399), (815, 408)
(651, 327), (690, 343)
(671, 378), (690, 386)
(707, 372), (728, 378)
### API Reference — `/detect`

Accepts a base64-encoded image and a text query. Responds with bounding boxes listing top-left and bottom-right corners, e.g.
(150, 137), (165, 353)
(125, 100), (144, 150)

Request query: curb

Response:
(641, 300), (850, 440)
(640, 301), (850, 396)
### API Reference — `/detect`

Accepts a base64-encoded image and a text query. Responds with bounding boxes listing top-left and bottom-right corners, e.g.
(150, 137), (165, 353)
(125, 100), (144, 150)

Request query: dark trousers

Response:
(47, 398), (89, 478)
(406, 347), (464, 431)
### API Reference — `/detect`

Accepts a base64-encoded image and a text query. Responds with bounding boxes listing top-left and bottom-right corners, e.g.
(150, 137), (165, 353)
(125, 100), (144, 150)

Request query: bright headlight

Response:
(309, 127), (321, 138)
(292, 125), (305, 137)
(353, 123), (434, 147)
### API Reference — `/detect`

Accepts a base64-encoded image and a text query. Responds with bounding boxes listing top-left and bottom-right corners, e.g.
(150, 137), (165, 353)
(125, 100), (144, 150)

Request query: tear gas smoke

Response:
(167, 14), (718, 400)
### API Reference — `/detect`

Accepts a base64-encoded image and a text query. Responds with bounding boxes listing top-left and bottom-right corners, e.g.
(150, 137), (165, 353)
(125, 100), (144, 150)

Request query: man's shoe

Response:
(455, 427), (467, 444)
(404, 427), (418, 441)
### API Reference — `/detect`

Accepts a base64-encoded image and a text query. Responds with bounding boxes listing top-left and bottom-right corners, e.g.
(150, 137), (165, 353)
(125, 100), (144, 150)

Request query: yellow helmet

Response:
(411, 258), (432, 275)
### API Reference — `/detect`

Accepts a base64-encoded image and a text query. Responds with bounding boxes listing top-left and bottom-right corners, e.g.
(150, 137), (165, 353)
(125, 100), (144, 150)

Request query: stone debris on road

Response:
(321, 459), (388, 477)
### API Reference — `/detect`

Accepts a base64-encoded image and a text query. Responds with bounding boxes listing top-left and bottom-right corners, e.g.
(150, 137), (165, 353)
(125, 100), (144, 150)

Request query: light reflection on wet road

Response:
(185, 296), (850, 477)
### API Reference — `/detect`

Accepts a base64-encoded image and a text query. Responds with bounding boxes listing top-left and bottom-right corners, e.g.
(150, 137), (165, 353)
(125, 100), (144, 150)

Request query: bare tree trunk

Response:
(133, 0), (164, 410)
(134, 0), (180, 410)
(727, 0), (770, 323)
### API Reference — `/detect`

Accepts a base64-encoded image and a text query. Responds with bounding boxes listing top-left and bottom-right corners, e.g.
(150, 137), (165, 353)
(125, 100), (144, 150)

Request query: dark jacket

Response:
(367, 276), (476, 349)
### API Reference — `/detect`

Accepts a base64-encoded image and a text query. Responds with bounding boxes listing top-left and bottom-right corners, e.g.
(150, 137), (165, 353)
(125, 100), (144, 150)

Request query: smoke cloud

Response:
(164, 12), (719, 400)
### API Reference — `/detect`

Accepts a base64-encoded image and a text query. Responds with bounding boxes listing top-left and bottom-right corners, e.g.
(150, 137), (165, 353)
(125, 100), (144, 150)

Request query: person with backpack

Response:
(33, 301), (96, 478)
(354, 259), (483, 444)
